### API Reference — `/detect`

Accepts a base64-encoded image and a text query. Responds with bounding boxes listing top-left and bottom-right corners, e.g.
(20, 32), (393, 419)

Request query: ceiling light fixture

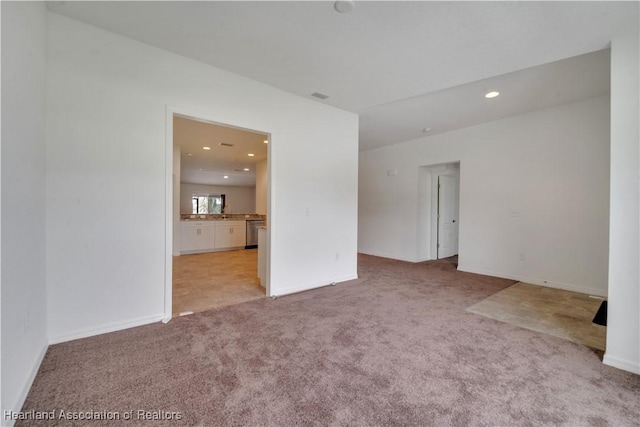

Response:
(248, 153), (255, 157)
(186, 153), (193, 156)
(202, 146), (211, 150)
(263, 140), (268, 144)
(243, 168), (250, 171)
(334, 0), (355, 13)
(223, 175), (229, 179)
(485, 91), (500, 99)
(422, 128), (432, 133)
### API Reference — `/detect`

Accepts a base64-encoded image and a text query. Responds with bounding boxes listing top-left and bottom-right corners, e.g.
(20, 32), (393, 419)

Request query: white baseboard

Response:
(603, 353), (640, 374)
(3, 343), (49, 427)
(358, 250), (419, 263)
(49, 313), (165, 345)
(456, 264), (607, 297)
(358, 251), (439, 263)
(272, 274), (359, 298)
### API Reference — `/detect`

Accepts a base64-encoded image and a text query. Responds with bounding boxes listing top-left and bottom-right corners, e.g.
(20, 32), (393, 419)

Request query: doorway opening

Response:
(436, 172), (459, 259)
(167, 111), (270, 318)
(417, 162), (460, 262)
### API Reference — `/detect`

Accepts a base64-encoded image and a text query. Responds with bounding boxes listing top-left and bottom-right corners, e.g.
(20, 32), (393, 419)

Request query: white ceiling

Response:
(48, 1), (638, 151)
(174, 115), (268, 187)
(361, 49), (611, 150)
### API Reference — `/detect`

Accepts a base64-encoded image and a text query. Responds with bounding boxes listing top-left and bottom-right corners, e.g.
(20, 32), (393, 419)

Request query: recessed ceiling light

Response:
(263, 140), (268, 144)
(485, 91), (500, 99)
(202, 146), (211, 150)
(243, 168), (250, 171)
(248, 153), (255, 157)
(422, 128), (432, 133)
(223, 175), (229, 179)
(186, 153), (193, 156)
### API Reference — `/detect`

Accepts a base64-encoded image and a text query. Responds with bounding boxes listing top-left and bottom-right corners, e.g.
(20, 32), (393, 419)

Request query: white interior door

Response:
(437, 175), (459, 259)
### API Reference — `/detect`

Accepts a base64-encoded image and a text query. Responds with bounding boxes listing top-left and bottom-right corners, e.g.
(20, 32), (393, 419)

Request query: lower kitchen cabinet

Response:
(180, 220), (246, 254)
(214, 221), (246, 249)
(180, 222), (216, 253)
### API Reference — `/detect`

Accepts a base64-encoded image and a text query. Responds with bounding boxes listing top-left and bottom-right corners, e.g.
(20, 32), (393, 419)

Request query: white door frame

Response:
(163, 107), (272, 322)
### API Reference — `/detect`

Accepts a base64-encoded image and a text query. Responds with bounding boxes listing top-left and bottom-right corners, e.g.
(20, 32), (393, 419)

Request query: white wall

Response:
(359, 95), (610, 296)
(45, 13), (358, 342)
(256, 159), (268, 215)
(604, 31), (640, 374)
(180, 183), (255, 214)
(1, 1), (49, 421)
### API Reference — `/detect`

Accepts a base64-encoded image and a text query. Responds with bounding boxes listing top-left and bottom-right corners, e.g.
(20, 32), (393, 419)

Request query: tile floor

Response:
(172, 249), (265, 316)
(467, 282), (606, 351)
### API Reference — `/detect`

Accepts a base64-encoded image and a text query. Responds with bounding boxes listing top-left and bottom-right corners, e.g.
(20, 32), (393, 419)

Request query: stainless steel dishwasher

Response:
(245, 219), (264, 249)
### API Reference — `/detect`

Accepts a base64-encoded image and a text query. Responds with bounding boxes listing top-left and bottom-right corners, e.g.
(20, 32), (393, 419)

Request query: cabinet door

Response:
(199, 224), (216, 251)
(180, 223), (200, 252)
(214, 225), (233, 249)
(231, 224), (247, 248)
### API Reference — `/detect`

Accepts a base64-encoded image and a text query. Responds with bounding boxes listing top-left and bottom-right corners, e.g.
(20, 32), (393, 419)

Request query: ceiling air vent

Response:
(219, 142), (234, 147)
(311, 92), (329, 100)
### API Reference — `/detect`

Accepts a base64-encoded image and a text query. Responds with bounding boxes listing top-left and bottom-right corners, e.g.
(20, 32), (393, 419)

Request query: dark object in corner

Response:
(592, 300), (607, 326)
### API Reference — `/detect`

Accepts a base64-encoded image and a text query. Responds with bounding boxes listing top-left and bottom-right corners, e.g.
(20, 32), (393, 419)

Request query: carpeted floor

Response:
(17, 254), (640, 426)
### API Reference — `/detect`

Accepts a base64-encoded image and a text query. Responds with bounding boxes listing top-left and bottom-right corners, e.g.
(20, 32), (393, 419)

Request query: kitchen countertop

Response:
(180, 214), (265, 221)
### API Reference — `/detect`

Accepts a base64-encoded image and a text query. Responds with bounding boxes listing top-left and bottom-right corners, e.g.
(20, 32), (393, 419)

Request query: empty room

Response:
(2, 1), (638, 426)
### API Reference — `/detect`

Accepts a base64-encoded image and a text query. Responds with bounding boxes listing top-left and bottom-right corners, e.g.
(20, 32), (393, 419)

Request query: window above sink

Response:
(191, 193), (225, 214)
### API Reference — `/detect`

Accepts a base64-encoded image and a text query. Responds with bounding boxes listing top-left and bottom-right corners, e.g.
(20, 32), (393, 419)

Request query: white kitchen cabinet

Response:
(214, 221), (246, 249)
(180, 223), (197, 252)
(199, 224), (216, 250)
(180, 222), (216, 253)
(231, 222), (247, 248)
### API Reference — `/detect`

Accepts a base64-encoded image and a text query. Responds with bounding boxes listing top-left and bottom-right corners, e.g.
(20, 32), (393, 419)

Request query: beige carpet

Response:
(17, 256), (638, 426)
(467, 282), (606, 351)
